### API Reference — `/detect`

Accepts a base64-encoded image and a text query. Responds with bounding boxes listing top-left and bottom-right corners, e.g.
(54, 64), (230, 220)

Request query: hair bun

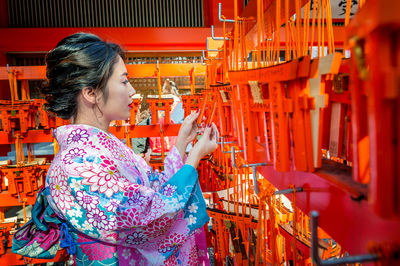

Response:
(40, 32), (124, 119)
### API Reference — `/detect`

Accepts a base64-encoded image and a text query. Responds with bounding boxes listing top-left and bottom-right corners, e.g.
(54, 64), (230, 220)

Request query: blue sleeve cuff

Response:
(163, 164), (198, 195)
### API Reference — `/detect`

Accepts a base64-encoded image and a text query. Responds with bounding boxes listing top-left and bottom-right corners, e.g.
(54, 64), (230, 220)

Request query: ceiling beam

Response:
(0, 27), (213, 53)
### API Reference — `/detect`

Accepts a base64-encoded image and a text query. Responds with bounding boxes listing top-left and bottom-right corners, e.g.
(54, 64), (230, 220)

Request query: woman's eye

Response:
(122, 80), (129, 84)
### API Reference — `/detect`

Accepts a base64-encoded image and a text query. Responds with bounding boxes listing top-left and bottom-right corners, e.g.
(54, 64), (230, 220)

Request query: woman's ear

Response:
(81, 87), (100, 104)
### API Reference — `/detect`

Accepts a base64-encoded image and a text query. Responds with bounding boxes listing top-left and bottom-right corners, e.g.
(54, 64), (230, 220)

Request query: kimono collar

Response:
(53, 124), (112, 149)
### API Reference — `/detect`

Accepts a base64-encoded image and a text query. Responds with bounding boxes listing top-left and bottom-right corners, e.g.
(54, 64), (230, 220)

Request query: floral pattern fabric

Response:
(12, 188), (62, 259)
(44, 124), (210, 265)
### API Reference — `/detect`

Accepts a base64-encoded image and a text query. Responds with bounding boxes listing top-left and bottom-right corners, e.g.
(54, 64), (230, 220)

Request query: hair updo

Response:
(41, 32), (125, 119)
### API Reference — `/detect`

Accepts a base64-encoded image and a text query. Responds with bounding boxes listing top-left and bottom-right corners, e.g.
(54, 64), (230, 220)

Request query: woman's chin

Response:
(111, 116), (131, 124)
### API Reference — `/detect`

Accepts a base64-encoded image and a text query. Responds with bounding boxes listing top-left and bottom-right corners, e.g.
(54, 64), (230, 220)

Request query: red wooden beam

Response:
(0, 27), (212, 53)
(0, 64), (207, 80)
(0, 125), (181, 145)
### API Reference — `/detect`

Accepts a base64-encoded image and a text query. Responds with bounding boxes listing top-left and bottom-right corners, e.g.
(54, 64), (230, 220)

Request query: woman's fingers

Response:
(202, 124), (212, 138)
(183, 111), (197, 125)
(210, 123), (218, 142)
(188, 110), (200, 122)
(191, 123), (219, 158)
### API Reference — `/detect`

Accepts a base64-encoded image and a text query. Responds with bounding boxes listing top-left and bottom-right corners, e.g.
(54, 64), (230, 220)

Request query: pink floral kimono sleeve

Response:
(131, 145), (185, 190)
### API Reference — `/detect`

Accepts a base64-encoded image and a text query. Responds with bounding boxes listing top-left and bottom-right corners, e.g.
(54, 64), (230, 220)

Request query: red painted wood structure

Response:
(0, 0), (399, 265)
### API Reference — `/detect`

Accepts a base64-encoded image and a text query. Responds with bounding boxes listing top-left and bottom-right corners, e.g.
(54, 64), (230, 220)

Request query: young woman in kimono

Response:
(27, 33), (217, 265)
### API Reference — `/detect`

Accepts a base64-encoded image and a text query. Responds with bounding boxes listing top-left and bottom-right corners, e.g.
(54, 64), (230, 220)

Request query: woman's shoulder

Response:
(50, 124), (143, 178)
(52, 125), (122, 167)
(54, 124), (121, 150)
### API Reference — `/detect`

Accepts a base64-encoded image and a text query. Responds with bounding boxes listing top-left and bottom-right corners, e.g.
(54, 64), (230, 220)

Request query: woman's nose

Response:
(129, 82), (136, 95)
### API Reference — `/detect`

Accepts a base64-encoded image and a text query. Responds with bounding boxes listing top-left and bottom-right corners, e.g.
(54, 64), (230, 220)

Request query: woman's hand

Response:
(186, 123), (219, 168)
(174, 111), (200, 158)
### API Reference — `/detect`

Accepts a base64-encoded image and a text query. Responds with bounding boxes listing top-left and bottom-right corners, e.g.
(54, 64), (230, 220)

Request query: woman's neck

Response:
(73, 112), (110, 133)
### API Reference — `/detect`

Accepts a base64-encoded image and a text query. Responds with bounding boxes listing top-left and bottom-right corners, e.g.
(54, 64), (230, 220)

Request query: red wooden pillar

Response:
(0, 0), (9, 100)
(0, 52), (9, 100)
(0, 0), (8, 27)
(0, 0), (11, 157)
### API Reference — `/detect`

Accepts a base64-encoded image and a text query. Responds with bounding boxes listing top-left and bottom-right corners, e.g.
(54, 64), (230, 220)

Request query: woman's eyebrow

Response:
(121, 72), (128, 77)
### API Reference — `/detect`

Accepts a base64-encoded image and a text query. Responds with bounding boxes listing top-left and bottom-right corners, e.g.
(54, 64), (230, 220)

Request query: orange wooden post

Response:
(197, 93), (208, 125)
(328, 88), (348, 161)
(215, 87), (228, 136)
(156, 62), (162, 99)
(269, 81), (291, 172)
(15, 134), (24, 166)
(189, 66), (196, 95)
(207, 100), (217, 125)
(214, 86), (235, 139)
(231, 85), (245, 150)
(288, 56), (314, 172)
(7, 69), (17, 105)
(35, 99), (49, 129)
(290, 185), (299, 266)
(308, 53), (342, 168)
(129, 98), (141, 124)
(233, 0), (239, 71)
(235, 81), (271, 165)
(254, 202), (264, 265)
(159, 124), (165, 162)
(20, 80), (30, 101)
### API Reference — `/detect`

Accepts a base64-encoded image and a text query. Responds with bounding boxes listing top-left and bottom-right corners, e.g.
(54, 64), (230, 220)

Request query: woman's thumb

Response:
(202, 125), (212, 139)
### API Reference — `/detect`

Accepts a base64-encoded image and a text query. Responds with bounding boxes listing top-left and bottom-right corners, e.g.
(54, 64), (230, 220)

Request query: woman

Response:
(13, 33), (218, 265)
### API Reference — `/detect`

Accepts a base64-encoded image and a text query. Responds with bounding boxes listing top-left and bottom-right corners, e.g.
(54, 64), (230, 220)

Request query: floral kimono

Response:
(22, 124), (210, 265)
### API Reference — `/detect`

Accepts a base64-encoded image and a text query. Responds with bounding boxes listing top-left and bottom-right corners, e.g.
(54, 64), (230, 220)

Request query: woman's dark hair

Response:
(41, 32), (125, 119)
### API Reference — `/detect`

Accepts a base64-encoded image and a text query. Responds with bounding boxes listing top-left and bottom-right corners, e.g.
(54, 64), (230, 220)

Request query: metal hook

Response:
(231, 146), (240, 168)
(274, 187), (303, 195)
(202, 51), (209, 62)
(251, 165), (260, 194)
(243, 163), (267, 194)
(211, 25), (229, 40)
(217, 136), (236, 154)
(310, 211), (380, 265)
(6, 64), (10, 73)
(201, 51), (207, 65)
(218, 3), (235, 23)
(242, 162), (268, 168)
(230, 147), (265, 194)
